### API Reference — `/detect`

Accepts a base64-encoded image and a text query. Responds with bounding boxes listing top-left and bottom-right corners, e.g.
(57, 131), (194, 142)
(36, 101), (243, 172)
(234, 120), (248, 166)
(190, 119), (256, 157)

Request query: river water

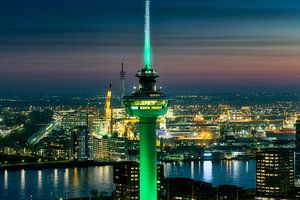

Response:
(0, 160), (255, 200)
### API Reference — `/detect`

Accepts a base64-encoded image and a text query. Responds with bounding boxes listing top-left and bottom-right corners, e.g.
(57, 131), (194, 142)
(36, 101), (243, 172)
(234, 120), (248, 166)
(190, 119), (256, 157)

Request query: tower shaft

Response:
(139, 117), (157, 200)
(121, 80), (125, 105)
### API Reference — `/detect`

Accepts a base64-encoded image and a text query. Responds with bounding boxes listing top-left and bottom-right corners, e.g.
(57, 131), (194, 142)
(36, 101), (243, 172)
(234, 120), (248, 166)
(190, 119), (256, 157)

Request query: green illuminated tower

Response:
(123, 0), (170, 199)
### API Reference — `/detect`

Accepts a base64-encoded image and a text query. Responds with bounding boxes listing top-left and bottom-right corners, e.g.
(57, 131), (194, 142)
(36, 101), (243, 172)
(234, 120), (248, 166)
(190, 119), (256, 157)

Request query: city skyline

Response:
(1, 0), (300, 94)
(1, 1), (300, 199)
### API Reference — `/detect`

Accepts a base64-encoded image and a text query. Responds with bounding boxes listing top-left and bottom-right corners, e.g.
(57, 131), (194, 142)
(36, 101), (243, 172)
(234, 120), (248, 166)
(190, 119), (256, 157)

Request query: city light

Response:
(0, 0), (299, 199)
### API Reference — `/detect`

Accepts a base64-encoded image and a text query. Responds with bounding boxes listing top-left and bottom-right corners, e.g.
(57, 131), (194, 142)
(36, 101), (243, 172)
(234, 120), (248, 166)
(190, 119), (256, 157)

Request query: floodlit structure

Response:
(102, 83), (113, 135)
(105, 83), (112, 121)
(123, 0), (170, 199)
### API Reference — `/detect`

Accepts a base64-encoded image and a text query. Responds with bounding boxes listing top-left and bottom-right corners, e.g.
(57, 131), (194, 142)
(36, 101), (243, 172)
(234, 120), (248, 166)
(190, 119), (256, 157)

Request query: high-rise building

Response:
(93, 136), (128, 161)
(110, 136), (128, 161)
(94, 135), (110, 161)
(72, 126), (94, 161)
(295, 119), (300, 187)
(93, 136), (101, 160)
(122, 0), (170, 199)
(113, 161), (139, 200)
(296, 119), (300, 149)
(113, 161), (164, 200)
(62, 108), (89, 129)
(256, 148), (294, 199)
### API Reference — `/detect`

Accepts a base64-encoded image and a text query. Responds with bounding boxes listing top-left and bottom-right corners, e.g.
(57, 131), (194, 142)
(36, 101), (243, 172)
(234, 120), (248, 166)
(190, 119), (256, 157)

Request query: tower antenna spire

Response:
(144, 0), (151, 70)
(120, 62), (126, 106)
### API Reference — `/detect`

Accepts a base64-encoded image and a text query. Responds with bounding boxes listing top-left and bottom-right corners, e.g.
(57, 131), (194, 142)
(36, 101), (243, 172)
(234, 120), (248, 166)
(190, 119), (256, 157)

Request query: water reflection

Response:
(0, 160), (255, 200)
(233, 161), (240, 183)
(226, 160), (232, 176)
(64, 168), (69, 188)
(163, 159), (255, 189)
(191, 161), (194, 179)
(198, 161), (201, 176)
(38, 170), (42, 189)
(203, 161), (212, 183)
(4, 170), (8, 190)
(179, 162), (183, 167)
(104, 166), (110, 181)
(54, 169), (58, 188)
(21, 169), (25, 191)
(73, 167), (79, 189)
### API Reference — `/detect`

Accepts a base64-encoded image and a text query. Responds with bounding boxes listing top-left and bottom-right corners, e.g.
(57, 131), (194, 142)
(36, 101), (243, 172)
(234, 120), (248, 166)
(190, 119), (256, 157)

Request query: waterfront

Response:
(0, 160), (255, 200)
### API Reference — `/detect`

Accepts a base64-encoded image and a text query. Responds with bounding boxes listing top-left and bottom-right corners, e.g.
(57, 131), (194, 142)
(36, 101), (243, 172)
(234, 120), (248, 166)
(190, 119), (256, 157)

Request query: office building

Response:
(256, 148), (294, 199)
(72, 126), (94, 161)
(294, 119), (300, 199)
(93, 136), (128, 161)
(113, 161), (164, 200)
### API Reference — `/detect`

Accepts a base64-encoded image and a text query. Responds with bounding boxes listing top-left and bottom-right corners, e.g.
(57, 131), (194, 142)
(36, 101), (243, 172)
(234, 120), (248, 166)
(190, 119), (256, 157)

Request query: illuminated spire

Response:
(105, 83), (112, 120)
(144, 0), (151, 70)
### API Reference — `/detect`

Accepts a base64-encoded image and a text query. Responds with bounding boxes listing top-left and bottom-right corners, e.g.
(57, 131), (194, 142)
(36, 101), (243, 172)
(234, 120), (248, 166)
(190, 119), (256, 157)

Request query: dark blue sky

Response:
(0, 0), (300, 94)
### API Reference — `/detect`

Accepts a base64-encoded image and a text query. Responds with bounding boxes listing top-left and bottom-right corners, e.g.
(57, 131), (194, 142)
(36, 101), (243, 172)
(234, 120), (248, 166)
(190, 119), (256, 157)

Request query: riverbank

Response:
(0, 160), (114, 170)
(0, 157), (257, 170)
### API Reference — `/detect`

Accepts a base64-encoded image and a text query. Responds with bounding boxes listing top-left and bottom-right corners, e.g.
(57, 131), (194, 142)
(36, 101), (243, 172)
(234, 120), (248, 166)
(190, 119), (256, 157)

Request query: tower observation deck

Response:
(123, 0), (170, 200)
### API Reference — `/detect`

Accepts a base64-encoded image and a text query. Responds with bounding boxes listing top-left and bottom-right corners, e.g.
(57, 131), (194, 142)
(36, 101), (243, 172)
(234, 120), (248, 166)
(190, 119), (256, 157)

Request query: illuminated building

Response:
(112, 108), (127, 137)
(109, 136), (128, 161)
(165, 108), (175, 119)
(99, 83), (113, 136)
(62, 108), (89, 128)
(120, 62), (126, 106)
(295, 119), (300, 186)
(105, 83), (113, 135)
(72, 126), (94, 161)
(105, 83), (112, 121)
(93, 136), (128, 161)
(94, 136), (110, 161)
(94, 135), (110, 161)
(256, 148), (294, 199)
(100, 136), (110, 160)
(122, 0), (170, 199)
(93, 136), (102, 160)
(113, 161), (139, 200)
(295, 119), (300, 150)
(61, 106), (99, 138)
(113, 161), (164, 200)
(86, 106), (99, 134)
(112, 108), (126, 120)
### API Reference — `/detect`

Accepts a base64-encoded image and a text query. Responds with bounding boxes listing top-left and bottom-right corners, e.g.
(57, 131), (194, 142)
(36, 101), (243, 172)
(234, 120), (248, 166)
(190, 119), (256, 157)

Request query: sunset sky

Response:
(0, 0), (300, 94)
